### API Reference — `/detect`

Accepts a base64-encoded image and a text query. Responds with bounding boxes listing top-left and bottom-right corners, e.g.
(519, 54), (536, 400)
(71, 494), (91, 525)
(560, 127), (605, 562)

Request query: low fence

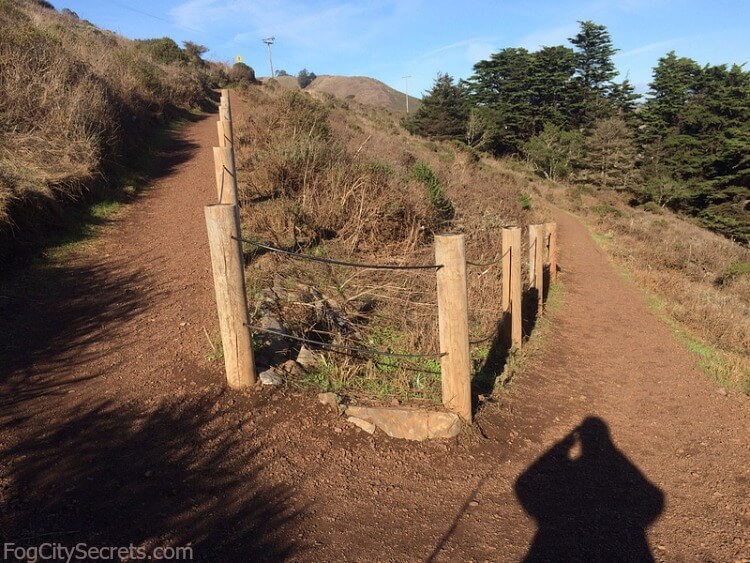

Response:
(204, 89), (557, 423)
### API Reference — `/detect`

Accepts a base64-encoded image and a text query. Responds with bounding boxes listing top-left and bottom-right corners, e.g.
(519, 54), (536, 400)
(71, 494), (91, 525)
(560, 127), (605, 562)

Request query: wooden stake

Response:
(220, 89), (232, 120)
(217, 119), (234, 148)
(204, 204), (255, 388)
(529, 224), (545, 314)
(213, 146), (238, 205)
(219, 105), (230, 122)
(435, 234), (472, 422)
(502, 227), (522, 348)
(546, 222), (558, 284)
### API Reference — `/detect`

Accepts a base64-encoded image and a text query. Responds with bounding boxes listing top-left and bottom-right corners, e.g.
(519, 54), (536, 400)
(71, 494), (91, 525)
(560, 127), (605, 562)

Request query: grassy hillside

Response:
(233, 86), (539, 401)
(306, 75), (421, 113)
(0, 0), (222, 258)
(233, 83), (749, 398)
(263, 74), (421, 113)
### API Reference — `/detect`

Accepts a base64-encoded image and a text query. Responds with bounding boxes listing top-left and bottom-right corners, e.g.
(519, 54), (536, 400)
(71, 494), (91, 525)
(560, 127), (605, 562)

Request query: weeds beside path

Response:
(0, 95), (748, 562)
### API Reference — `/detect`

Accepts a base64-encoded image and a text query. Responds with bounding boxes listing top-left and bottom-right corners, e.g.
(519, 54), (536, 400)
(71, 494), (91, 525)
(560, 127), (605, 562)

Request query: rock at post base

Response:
(259, 368), (283, 386)
(347, 416), (376, 434)
(345, 406), (461, 441)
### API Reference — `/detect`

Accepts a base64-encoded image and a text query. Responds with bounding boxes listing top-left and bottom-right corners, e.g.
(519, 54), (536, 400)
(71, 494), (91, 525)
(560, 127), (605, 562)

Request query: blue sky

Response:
(52, 0), (750, 98)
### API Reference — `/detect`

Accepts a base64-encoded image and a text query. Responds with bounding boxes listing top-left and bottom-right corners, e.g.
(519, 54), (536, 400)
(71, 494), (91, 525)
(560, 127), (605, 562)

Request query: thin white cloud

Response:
(417, 36), (500, 60)
(617, 38), (683, 59)
(170, 0), (412, 51)
(517, 23), (579, 50)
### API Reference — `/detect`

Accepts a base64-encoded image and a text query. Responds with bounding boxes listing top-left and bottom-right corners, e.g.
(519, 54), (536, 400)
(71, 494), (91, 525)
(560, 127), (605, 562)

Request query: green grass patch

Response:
(38, 117), (189, 263)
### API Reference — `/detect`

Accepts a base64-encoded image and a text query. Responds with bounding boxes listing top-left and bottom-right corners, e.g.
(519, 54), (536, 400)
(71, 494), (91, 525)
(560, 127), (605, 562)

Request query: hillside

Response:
(262, 74), (421, 113)
(307, 75), (421, 113)
(0, 0), (223, 260)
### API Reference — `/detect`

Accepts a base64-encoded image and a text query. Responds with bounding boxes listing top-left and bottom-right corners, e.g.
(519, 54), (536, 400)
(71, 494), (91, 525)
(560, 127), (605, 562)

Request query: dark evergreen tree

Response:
(608, 78), (640, 125)
(404, 73), (468, 140)
(639, 53), (750, 241)
(569, 20), (619, 126)
(297, 68), (316, 89)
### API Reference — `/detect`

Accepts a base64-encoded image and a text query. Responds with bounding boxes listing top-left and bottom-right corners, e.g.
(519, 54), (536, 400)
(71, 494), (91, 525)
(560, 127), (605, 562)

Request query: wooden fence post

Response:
(217, 119), (234, 148)
(529, 224), (545, 314)
(502, 227), (522, 348)
(546, 222), (558, 284)
(213, 146), (238, 205)
(219, 105), (230, 122)
(435, 234), (472, 422)
(204, 204), (256, 388)
(220, 89), (232, 116)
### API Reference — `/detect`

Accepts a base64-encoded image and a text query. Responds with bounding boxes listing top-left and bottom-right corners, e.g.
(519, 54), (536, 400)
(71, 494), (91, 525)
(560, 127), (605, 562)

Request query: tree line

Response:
(404, 21), (750, 243)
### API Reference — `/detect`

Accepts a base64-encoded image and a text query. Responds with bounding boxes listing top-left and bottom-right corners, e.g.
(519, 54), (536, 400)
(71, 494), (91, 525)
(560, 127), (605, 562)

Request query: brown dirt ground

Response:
(0, 102), (748, 563)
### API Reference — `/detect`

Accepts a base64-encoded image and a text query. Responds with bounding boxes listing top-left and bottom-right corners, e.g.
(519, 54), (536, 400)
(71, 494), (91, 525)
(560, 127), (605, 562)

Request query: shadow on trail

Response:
(515, 417), (664, 562)
(0, 394), (305, 561)
(0, 259), (154, 415)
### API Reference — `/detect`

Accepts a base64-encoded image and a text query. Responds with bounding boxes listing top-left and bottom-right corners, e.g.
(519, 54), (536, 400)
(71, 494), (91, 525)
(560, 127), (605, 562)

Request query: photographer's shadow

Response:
(515, 417), (664, 562)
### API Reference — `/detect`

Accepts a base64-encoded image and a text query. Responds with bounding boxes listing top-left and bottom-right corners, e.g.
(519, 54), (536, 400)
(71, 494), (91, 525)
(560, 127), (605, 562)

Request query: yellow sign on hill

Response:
(236, 55), (242, 63)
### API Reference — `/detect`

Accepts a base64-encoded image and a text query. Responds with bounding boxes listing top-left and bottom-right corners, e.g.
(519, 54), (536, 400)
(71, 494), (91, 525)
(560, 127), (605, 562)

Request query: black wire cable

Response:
(234, 237), (443, 271)
(246, 324), (446, 359)
(465, 247), (511, 268)
(469, 328), (500, 346)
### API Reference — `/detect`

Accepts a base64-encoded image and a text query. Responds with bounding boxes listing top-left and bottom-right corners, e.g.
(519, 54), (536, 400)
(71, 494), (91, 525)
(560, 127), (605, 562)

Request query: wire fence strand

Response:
(246, 324), (446, 359)
(235, 237), (443, 271)
(465, 247), (511, 268)
(469, 326), (500, 346)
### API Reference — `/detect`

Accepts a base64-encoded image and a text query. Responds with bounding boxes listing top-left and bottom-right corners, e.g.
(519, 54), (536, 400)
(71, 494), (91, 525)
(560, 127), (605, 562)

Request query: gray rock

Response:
(259, 369), (283, 386)
(345, 406), (462, 441)
(717, 387), (728, 396)
(280, 360), (306, 378)
(318, 392), (341, 411)
(347, 416), (376, 434)
(296, 346), (320, 370)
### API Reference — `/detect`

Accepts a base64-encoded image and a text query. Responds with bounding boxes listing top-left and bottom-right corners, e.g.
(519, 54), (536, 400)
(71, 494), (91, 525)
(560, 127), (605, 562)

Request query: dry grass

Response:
(547, 184), (750, 393)
(234, 86), (542, 402)
(0, 0), (217, 241)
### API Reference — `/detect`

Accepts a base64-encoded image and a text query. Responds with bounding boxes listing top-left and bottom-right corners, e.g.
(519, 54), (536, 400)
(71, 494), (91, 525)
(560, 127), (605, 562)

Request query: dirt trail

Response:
(0, 102), (748, 562)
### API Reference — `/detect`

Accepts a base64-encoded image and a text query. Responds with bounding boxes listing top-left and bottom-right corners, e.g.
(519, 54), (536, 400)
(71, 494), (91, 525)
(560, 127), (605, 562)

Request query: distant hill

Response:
(261, 74), (421, 113)
(308, 75), (421, 113)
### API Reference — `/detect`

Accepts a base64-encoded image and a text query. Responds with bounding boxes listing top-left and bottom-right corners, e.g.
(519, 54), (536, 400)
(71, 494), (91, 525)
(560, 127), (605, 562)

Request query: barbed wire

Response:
(246, 324), (446, 359)
(235, 237), (443, 271)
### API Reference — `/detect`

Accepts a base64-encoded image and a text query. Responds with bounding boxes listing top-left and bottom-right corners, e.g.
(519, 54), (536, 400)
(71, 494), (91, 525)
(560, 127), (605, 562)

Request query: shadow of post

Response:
(473, 282), (543, 406)
(515, 417), (664, 562)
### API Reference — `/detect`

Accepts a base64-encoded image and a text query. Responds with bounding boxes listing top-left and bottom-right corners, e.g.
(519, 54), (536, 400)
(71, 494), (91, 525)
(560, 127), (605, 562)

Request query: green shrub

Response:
(134, 37), (187, 65)
(518, 191), (532, 210)
(716, 260), (750, 285)
(411, 162), (454, 220)
(228, 62), (256, 83)
(591, 203), (624, 218)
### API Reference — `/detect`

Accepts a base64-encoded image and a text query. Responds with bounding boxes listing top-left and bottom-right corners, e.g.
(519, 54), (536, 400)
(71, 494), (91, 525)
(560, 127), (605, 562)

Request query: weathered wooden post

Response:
(435, 234), (472, 422)
(502, 226), (522, 348)
(529, 224), (545, 314)
(546, 222), (558, 284)
(204, 204), (256, 388)
(220, 89), (232, 118)
(219, 105), (230, 122)
(217, 119), (234, 148)
(213, 146), (238, 205)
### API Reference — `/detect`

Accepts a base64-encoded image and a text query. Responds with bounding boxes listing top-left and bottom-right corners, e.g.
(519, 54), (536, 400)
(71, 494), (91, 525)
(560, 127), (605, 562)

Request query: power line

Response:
(106, 0), (227, 45)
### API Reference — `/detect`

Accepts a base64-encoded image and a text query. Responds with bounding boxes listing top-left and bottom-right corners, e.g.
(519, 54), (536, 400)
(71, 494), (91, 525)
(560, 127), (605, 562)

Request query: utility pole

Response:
(263, 37), (275, 78)
(402, 75), (411, 114)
